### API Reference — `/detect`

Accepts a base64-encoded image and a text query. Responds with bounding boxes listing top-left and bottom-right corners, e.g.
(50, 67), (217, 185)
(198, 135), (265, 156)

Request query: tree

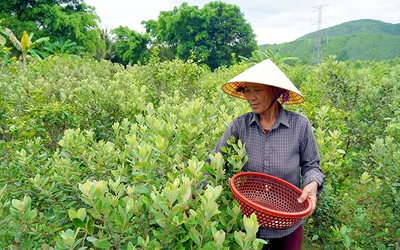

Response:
(202, 1), (258, 69)
(112, 26), (151, 66)
(143, 3), (203, 61)
(95, 27), (117, 61)
(0, 0), (103, 54)
(4, 28), (49, 69)
(143, 1), (258, 70)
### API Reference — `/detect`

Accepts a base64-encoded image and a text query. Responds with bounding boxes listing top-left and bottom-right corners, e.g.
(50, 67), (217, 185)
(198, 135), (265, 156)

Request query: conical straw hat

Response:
(222, 59), (304, 104)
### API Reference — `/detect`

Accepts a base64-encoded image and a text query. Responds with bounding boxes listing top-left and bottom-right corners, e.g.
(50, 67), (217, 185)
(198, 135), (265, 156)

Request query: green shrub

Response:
(0, 56), (399, 249)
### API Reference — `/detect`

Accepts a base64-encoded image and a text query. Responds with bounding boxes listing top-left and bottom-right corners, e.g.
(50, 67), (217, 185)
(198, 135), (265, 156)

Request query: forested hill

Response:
(262, 19), (400, 63)
(300, 19), (400, 39)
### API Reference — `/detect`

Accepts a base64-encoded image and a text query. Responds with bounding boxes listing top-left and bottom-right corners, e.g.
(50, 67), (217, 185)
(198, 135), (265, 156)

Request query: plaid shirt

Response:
(211, 104), (325, 239)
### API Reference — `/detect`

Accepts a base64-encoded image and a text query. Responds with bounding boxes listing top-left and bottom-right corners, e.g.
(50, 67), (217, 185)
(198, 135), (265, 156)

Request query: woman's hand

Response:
(297, 181), (318, 216)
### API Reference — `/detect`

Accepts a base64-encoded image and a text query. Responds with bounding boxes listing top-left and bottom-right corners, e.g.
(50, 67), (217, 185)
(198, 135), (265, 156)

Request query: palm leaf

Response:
(0, 34), (5, 46)
(31, 37), (50, 48)
(5, 28), (21, 51)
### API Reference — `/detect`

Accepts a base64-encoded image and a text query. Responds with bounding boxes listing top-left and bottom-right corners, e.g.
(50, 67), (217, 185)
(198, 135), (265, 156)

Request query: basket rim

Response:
(229, 172), (312, 219)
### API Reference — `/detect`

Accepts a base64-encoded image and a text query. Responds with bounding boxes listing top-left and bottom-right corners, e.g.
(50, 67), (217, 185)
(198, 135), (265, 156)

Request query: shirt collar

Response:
(249, 103), (290, 129)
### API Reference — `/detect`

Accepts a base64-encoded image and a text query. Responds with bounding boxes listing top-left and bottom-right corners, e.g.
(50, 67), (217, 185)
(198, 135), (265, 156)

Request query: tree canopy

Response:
(0, 0), (103, 54)
(112, 26), (151, 66)
(1, 1), (258, 69)
(143, 1), (258, 70)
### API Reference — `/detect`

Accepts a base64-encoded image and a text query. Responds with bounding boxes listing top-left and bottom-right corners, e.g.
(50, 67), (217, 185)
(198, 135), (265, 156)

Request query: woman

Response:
(212, 59), (325, 249)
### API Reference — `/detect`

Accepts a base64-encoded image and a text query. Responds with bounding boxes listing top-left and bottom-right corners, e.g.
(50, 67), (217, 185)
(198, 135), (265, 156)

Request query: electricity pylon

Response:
(310, 4), (329, 65)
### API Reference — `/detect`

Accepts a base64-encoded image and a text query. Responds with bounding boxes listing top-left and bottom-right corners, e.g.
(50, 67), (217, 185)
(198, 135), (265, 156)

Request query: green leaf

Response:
(68, 209), (77, 220)
(244, 214), (253, 231)
(72, 237), (84, 248)
(86, 218), (94, 235)
(127, 241), (134, 250)
(95, 199), (103, 211)
(343, 235), (351, 248)
(189, 227), (201, 245)
(205, 202), (218, 219)
(234, 231), (247, 248)
(76, 208), (86, 221)
(9, 220), (21, 230)
(395, 228), (400, 239)
(61, 229), (76, 247)
(116, 215), (125, 229)
(86, 236), (97, 243)
(156, 200), (169, 212)
(9, 207), (21, 217)
(11, 199), (22, 210)
(72, 218), (85, 229)
(243, 213), (259, 236)
(133, 185), (150, 194)
(28, 210), (37, 220)
(330, 226), (339, 237)
(93, 240), (113, 249)
(79, 182), (92, 196)
(212, 227), (225, 245)
(340, 225), (348, 235)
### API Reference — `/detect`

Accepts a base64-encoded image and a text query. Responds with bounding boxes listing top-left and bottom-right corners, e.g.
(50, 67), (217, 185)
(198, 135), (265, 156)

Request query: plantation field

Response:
(0, 56), (399, 249)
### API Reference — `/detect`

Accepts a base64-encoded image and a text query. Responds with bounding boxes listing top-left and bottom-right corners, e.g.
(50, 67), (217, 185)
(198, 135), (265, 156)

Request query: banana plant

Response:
(0, 20), (12, 69)
(0, 20), (5, 46)
(43, 38), (84, 58)
(3, 28), (49, 69)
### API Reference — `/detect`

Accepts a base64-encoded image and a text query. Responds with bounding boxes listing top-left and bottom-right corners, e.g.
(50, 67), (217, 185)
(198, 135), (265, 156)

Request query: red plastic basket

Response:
(229, 172), (312, 230)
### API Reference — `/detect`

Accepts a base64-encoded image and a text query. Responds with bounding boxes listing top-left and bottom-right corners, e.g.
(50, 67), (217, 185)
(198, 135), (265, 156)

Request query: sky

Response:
(84, 0), (400, 45)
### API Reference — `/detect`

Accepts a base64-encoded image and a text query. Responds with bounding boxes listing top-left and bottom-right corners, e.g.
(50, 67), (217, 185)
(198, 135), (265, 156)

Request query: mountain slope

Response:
(300, 19), (400, 39)
(261, 19), (400, 63)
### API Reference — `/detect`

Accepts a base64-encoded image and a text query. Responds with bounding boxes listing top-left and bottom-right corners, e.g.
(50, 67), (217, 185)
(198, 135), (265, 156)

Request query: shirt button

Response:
(265, 157), (268, 161)
(265, 138), (268, 142)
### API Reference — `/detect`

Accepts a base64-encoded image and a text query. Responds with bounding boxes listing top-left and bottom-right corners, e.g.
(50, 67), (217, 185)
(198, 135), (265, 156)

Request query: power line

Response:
(310, 4), (329, 65)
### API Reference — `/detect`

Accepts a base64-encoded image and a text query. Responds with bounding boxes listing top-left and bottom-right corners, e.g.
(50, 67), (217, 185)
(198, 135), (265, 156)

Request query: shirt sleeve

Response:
(299, 118), (325, 195)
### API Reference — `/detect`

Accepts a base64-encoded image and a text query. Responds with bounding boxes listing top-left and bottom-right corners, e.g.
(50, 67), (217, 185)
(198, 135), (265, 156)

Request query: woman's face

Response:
(243, 83), (276, 114)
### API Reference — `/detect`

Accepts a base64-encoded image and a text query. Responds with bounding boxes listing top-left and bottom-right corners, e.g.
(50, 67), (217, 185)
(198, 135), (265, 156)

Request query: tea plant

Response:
(1, 55), (399, 249)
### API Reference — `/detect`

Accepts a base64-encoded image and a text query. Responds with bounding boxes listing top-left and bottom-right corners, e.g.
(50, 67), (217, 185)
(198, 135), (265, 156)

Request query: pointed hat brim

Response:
(222, 59), (305, 104)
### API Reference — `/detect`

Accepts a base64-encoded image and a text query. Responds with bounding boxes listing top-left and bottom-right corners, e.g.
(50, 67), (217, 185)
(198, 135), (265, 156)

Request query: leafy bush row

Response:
(0, 55), (399, 249)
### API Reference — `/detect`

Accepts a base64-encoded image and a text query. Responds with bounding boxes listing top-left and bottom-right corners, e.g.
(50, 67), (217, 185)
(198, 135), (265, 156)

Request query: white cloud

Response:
(85, 0), (400, 44)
